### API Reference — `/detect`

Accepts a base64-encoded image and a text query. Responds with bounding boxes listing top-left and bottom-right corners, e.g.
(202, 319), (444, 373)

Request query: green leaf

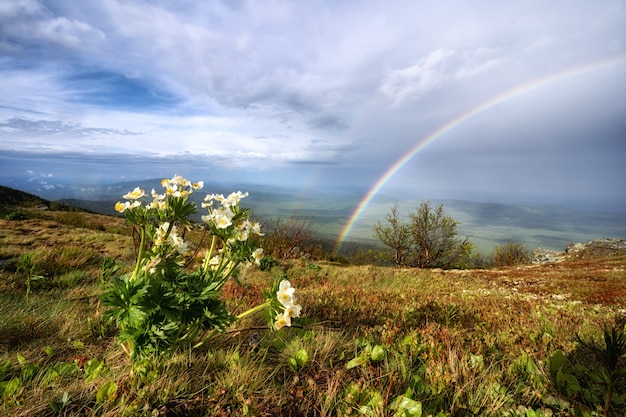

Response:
(0, 360), (14, 380)
(370, 345), (385, 362)
(549, 350), (567, 375)
(84, 358), (105, 382)
(58, 362), (79, 377)
(346, 355), (369, 370)
(50, 391), (70, 413)
(391, 395), (422, 417)
(288, 357), (298, 371)
(20, 363), (39, 382)
(44, 346), (54, 357)
(16, 353), (27, 366)
(294, 349), (309, 367)
(41, 369), (60, 386)
(96, 381), (118, 403)
(0, 377), (20, 398)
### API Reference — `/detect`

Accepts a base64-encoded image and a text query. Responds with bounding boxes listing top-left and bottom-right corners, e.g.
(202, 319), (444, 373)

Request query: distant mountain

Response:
(0, 184), (50, 208)
(3, 179), (625, 254)
(0, 185), (90, 215)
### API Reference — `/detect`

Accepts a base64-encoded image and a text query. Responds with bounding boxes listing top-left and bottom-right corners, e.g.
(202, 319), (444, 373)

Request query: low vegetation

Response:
(1, 186), (625, 416)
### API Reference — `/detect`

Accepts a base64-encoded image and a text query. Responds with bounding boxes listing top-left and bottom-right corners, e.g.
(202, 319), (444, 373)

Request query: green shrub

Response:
(5, 211), (27, 221)
(259, 256), (280, 271)
(491, 241), (531, 267)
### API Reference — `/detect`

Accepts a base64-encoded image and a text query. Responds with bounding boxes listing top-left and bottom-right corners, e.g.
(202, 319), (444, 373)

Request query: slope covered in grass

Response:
(1, 207), (625, 416)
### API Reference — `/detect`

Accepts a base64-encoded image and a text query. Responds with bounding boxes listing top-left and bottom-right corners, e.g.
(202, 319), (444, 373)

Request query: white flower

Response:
(203, 206), (234, 229)
(114, 201), (127, 213)
(151, 188), (165, 200)
(252, 248), (264, 265)
(226, 191), (249, 207)
(169, 174), (190, 188)
(277, 280), (296, 307)
(147, 200), (167, 210)
(274, 313), (289, 331)
(207, 255), (220, 270)
(154, 222), (170, 246)
(114, 200), (141, 213)
(284, 304), (302, 320)
(170, 233), (190, 255)
(235, 228), (249, 241)
(249, 221), (263, 236)
(123, 187), (145, 200)
(214, 213), (232, 229)
(161, 175), (198, 197)
(274, 303), (301, 330)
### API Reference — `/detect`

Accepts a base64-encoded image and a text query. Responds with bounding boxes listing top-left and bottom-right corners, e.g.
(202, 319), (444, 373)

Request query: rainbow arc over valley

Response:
(333, 55), (626, 254)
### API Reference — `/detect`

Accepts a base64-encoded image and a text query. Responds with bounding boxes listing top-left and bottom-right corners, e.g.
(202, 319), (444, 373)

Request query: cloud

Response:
(0, 117), (140, 137)
(379, 49), (456, 106)
(308, 114), (349, 131)
(0, 0), (625, 211)
(0, 0), (105, 55)
(379, 48), (511, 106)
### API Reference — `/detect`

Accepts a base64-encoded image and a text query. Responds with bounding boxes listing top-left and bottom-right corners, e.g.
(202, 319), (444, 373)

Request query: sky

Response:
(1, 0), (625, 212)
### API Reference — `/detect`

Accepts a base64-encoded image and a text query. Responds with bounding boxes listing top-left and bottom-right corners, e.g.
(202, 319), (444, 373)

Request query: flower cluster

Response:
(162, 174), (204, 197)
(115, 175), (204, 215)
(274, 280), (302, 330)
(200, 190), (265, 271)
(201, 192), (260, 233)
(114, 187), (144, 213)
(154, 222), (190, 255)
(104, 174), (302, 361)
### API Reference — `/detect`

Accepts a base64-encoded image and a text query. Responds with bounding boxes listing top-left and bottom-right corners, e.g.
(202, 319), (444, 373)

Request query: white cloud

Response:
(379, 49), (456, 106)
(378, 47), (507, 106)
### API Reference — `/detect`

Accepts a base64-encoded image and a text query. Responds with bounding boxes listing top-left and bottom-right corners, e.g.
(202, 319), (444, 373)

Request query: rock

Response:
(531, 238), (626, 265)
(566, 238), (626, 257)
(532, 248), (566, 264)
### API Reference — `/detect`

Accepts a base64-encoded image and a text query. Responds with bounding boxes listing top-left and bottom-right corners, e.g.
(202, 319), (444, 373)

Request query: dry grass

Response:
(1, 212), (625, 416)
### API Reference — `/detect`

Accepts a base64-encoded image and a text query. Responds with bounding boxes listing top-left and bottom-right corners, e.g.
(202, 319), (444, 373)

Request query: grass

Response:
(1, 213), (625, 416)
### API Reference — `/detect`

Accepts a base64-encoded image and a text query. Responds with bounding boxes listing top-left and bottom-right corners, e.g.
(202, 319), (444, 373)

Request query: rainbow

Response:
(333, 55), (626, 254)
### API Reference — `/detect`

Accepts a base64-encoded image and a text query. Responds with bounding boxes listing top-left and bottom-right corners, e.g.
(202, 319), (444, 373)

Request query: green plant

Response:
(100, 256), (121, 285)
(16, 253), (44, 301)
(5, 211), (27, 220)
(102, 175), (302, 362)
(374, 201), (473, 269)
(492, 241), (531, 267)
(260, 214), (317, 261)
(259, 255), (280, 271)
(49, 391), (69, 413)
(346, 342), (386, 370)
(575, 324), (626, 417)
(374, 202), (411, 267)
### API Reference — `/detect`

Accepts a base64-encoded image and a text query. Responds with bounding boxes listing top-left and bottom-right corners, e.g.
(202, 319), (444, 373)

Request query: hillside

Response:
(0, 185), (92, 217)
(0, 185), (50, 209)
(0, 208), (625, 415)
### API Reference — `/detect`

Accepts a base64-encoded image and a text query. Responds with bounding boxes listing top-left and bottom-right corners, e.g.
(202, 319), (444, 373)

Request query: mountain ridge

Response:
(3, 180), (625, 254)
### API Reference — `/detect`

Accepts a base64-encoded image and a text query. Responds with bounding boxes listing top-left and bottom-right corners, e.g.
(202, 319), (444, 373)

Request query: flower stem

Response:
(236, 302), (270, 320)
(202, 235), (217, 275)
(131, 227), (147, 281)
(193, 302), (270, 349)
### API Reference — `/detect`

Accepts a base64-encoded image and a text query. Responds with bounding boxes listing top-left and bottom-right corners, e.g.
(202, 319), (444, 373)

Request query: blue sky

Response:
(1, 0), (625, 211)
